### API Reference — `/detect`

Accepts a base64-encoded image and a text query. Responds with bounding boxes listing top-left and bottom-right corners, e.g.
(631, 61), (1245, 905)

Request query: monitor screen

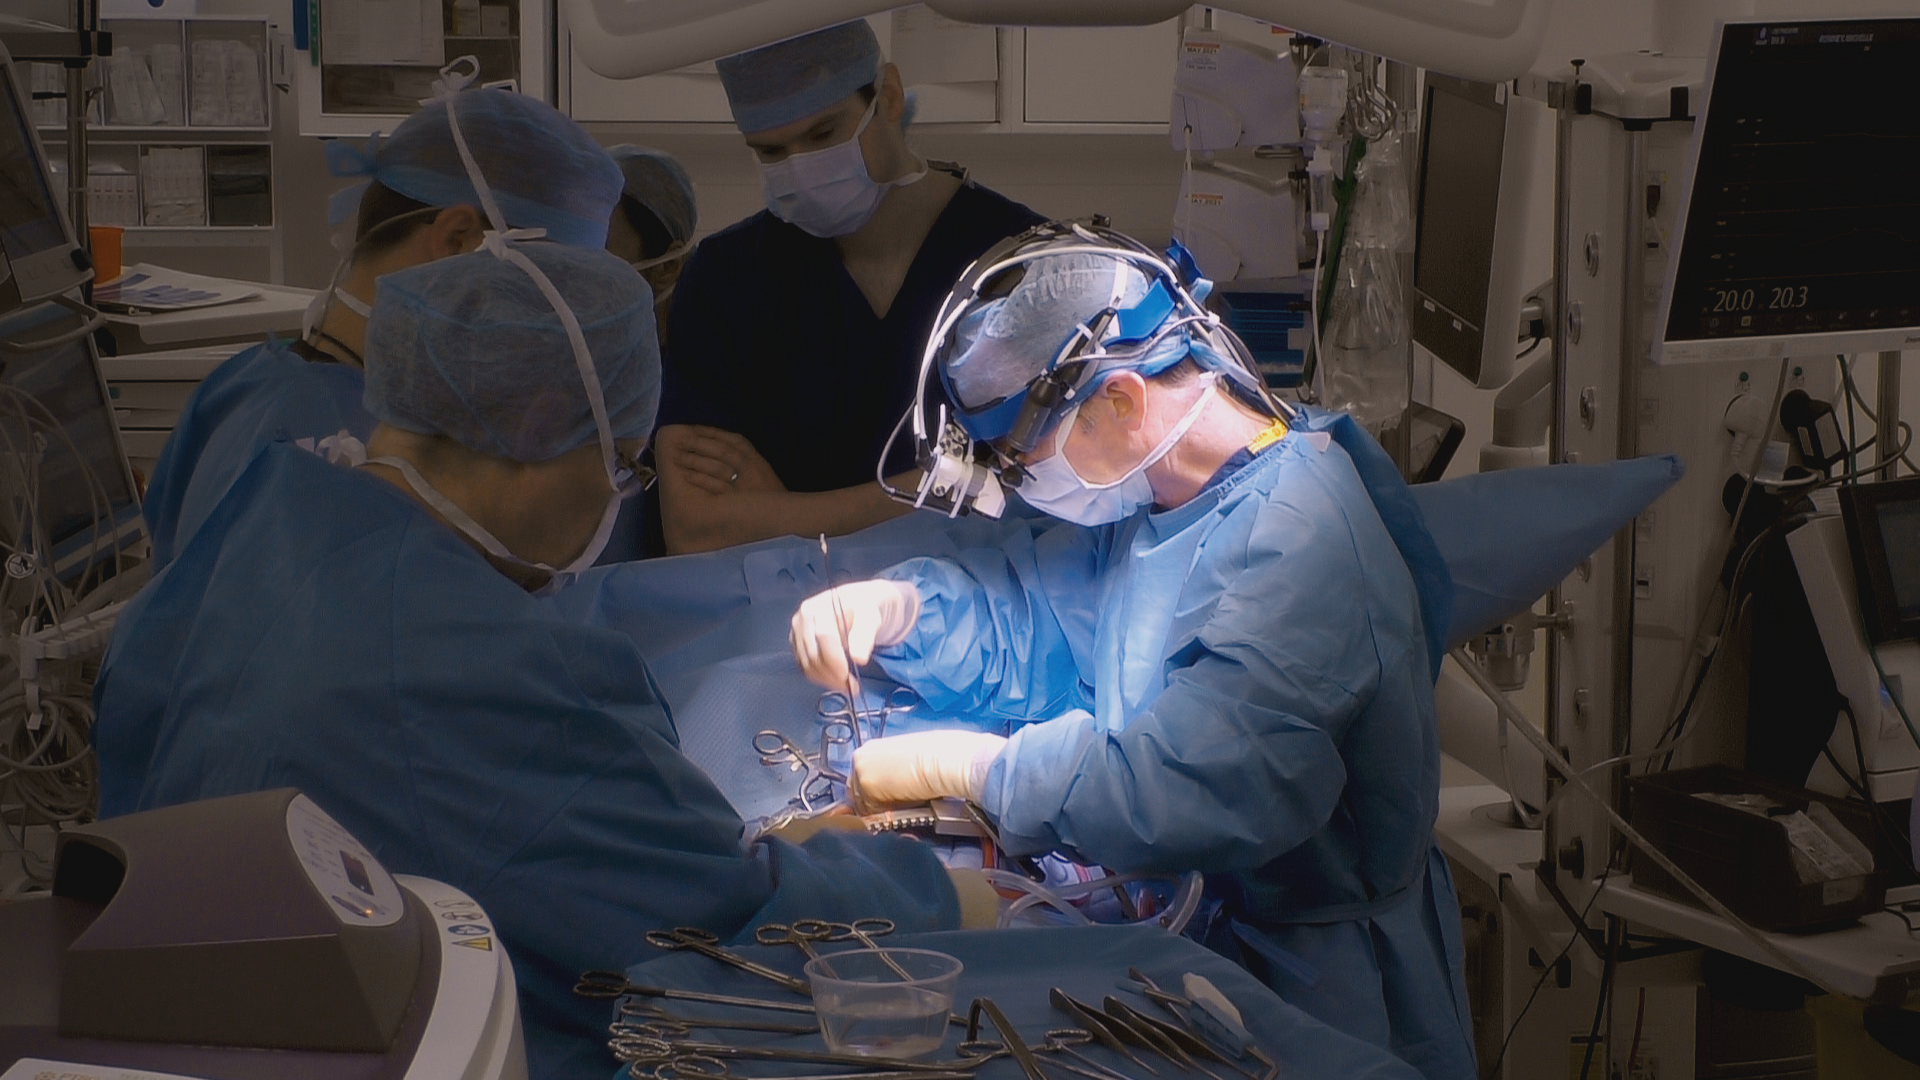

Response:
(1414, 81), (1505, 334)
(1659, 19), (1920, 362)
(1876, 500), (1920, 622)
(0, 309), (141, 593)
(0, 72), (68, 265)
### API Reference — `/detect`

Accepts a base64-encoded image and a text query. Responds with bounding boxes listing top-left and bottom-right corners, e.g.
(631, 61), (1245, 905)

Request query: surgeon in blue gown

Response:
(789, 231), (1477, 1079)
(142, 85), (624, 571)
(96, 240), (971, 1080)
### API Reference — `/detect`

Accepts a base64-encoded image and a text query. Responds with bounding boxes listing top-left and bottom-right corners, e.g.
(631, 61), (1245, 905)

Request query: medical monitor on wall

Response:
(0, 42), (92, 316)
(1655, 18), (1920, 364)
(1411, 74), (1539, 389)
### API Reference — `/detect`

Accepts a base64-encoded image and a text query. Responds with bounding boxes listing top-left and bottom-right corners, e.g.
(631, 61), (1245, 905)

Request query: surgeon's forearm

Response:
(661, 475), (917, 554)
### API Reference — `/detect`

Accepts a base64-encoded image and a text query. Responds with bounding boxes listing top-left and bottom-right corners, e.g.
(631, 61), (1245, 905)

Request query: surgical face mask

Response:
(1015, 374), (1217, 527)
(758, 98), (926, 238)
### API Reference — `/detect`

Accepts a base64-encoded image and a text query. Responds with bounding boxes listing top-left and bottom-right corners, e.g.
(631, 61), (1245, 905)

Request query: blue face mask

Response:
(758, 98), (925, 238)
(1015, 374), (1218, 527)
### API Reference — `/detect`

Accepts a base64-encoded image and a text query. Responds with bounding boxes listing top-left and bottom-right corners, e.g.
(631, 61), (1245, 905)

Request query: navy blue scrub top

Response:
(657, 172), (1045, 494)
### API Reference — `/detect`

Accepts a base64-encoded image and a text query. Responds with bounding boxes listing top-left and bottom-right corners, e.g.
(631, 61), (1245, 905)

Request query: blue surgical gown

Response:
(142, 338), (369, 570)
(869, 415), (1477, 1080)
(95, 442), (961, 1080)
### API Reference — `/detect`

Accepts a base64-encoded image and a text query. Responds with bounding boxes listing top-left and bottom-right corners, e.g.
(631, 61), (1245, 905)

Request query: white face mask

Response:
(758, 97), (926, 238)
(372, 453), (625, 595)
(1015, 374), (1217, 527)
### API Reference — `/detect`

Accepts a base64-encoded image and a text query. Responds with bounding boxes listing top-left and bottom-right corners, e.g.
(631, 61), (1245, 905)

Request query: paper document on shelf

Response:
(891, 5), (998, 85)
(95, 265), (262, 314)
(320, 0), (446, 68)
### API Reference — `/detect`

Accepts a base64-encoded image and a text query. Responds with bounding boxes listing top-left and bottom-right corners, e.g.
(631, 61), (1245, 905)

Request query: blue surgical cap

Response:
(364, 243), (661, 463)
(716, 21), (883, 134)
(607, 144), (698, 247)
(325, 89), (624, 248)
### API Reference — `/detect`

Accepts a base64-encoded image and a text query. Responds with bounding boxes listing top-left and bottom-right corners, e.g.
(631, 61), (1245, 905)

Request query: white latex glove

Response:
(789, 579), (920, 691)
(850, 730), (1008, 811)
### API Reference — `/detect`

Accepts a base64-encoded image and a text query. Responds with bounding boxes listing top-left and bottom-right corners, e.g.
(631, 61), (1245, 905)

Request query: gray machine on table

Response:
(0, 788), (525, 1080)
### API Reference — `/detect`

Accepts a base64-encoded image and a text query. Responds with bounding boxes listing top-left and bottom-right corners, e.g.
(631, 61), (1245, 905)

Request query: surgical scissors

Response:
(573, 972), (815, 1014)
(643, 928), (813, 996)
(752, 919), (834, 961)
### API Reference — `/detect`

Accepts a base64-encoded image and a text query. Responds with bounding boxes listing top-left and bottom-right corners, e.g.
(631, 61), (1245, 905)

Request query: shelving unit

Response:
(295, 0), (549, 137)
(27, 15), (278, 280)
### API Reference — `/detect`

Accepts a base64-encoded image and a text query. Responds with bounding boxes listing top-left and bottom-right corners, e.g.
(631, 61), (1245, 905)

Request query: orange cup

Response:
(88, 225), (124, 283)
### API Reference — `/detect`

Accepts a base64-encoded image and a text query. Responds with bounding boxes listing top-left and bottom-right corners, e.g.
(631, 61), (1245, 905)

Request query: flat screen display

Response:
(0, 71), (69, 264)
(0, 326), (140, 582)
(1413, 80), (1506, 334)
(1876, 500), (1920, 622)
(1662, 20), (1920, 355)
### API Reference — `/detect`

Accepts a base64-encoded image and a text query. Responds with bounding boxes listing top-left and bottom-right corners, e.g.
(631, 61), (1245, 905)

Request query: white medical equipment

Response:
(1172, 160), (1298, 283)
(0, 788), (526, 1079)
(1790, 513), (1920, 805)
(561, 0), (1553, 84)
(1169, 30), (1298, 152)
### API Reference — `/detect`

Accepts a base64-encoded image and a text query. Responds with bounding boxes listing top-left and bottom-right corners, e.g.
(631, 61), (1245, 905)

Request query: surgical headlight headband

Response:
(882, 219), (1288, 519)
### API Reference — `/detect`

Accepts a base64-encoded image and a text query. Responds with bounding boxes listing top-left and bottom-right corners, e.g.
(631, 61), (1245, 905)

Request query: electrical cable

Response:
(1484, 866), (1612, 1080)
(1839, 356), (1920, 478)
(1626, 987), (1648, 1077)
(1451, 647), (1846, 998)
(1576, 920), (1618, 1080)
(1634, 360), (1791, 776)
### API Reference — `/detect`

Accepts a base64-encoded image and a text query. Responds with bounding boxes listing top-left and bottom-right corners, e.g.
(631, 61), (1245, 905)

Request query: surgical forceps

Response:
(753, 730), (842, 812)
(610, 1035), (969, 1075)
(621, 1058), (972, 1080)
(813, 917), (912, 980)
(611, 1003), (817, 1038)
(573, 972), (814, 1014)
(958, 1028), (1147, 1080)
(817, 685), (919, 743)
(644, 928), (813, 996)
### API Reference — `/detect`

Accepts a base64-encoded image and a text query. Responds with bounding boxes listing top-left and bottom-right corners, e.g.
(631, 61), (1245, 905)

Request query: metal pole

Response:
(64, 62), (89, 243)
(1545, 66), (1579, 869)
(1608, 130), (1647, 859)
(1878, 350), (1903, 473)
(1385, 59), (1419, 478)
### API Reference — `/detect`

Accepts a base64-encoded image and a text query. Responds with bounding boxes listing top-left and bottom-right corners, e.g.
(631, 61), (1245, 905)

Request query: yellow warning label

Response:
(455, 937), (493, 951)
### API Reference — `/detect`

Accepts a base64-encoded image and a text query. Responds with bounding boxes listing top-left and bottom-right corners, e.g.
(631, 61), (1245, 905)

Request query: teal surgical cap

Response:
(364, 243), (661, 463)
(608, 144), (698, 247)
(946, 253), (1162, 409)
(716, 21), (883, 134)
(325, 89), (624, 248)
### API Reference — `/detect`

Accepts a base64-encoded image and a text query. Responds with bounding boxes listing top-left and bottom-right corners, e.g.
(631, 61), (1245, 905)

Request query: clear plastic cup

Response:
(804, 948), (962, 1059)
